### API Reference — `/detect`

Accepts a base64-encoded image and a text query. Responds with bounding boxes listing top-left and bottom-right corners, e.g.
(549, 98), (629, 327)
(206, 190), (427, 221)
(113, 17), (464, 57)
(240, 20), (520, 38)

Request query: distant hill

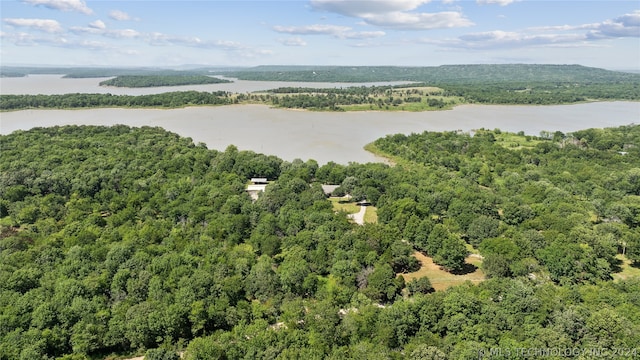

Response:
(223, 64), (640, 103)
(223, 64), (640, 84)
(3, 64), (639, 83)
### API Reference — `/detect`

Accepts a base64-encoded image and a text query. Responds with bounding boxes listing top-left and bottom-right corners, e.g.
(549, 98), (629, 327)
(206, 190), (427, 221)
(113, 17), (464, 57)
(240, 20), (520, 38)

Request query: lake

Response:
(0, 74), (412, 95)
(2, 102), (638, 164)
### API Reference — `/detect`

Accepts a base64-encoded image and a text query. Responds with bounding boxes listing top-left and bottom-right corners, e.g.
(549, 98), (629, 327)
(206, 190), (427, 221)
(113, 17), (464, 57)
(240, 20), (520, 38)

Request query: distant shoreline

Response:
(2, 98), (638, 113)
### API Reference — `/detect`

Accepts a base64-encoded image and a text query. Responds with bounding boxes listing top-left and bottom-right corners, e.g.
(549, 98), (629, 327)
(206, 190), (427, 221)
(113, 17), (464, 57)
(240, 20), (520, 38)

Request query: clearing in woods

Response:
(401, 251), (485, 291)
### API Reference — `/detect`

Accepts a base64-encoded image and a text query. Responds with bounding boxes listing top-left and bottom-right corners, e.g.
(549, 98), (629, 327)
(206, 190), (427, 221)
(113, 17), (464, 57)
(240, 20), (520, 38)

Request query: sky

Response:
(1, 0), (639, 70)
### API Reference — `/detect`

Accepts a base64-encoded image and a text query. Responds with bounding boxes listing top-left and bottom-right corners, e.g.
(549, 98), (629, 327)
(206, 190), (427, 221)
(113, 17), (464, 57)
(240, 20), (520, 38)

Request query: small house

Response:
(246, 178), (269, 200)
(321, 184), (340, 197)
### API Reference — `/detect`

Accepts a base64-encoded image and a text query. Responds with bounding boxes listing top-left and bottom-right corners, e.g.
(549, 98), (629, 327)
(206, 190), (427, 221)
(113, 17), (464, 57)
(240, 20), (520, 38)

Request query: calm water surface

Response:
(2, 102), (638, 164)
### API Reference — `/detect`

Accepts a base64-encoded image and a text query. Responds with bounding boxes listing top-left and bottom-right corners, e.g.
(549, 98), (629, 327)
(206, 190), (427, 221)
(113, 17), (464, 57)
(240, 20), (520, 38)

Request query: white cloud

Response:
(89, 20), (106, 30)
(457, 30), (587, 49)
(343, 30), (386, 39)
(0, 31), (37, 45)
(528, 11), (639, 40)
(2, 13), (271, 62)
(70, 23), (140, 39)
(278, 37), (307, 46)
(143, 32), (270, 59)
(108, 29), (140, 39)
(588, 10), (640, 38)
(529, 24), (599, 32)
(476, 0), (517, 6)
(72, 39), (112, 50)
(310, 0), (472, 30)
(273, 24), (352, 36)
(109, 10), (132, 21)
(22, 0), (93, 15)
(3, 18), (63, 33)
(311, 0), (432, 17)
(1, 30), (112, 50)
(431, 10), (640, 51)
(363, 11), (473, 30)
(272, 24), (385, 39)
(616, 10), (640, 27)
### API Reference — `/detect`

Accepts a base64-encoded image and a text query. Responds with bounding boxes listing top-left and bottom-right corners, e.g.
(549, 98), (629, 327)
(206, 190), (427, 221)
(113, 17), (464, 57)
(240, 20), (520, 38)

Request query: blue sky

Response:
(1, 0), (639, 69)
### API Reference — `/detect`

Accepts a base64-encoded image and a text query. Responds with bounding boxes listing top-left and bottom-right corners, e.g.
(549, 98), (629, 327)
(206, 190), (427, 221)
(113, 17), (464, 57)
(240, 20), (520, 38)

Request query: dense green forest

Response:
(0, 91), (232, 110)
(99, 76), (231, 88)
(1, 124), (639, 359)
(0, 87), (453, 112)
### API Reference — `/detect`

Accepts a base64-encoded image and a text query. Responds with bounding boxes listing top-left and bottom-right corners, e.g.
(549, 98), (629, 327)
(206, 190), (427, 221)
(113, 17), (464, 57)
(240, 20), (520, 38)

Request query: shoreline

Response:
(2, 98), (639, 114)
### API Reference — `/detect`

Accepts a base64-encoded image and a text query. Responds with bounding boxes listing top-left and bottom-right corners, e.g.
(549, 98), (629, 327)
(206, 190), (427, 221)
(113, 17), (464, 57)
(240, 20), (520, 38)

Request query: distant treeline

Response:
(439, 82), (640, 104)
(268, 86), (394, 95)
(230, 65), (640, 104)
(226, 64), (639, 84)
(0, 91), (232, 110)
(99, 75), (231, 88)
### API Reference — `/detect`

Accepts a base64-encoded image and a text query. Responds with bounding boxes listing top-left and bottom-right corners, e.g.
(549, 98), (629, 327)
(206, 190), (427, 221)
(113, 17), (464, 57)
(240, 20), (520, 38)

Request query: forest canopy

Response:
(1, 124), (639, 359)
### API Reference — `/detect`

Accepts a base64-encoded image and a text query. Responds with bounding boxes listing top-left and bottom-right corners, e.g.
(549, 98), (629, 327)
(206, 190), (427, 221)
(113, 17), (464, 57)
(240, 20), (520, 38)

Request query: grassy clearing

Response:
(494, 132), (542, 150)
(329, 197), (360, 214)
(337, 101), (458, 112)
(329, 197), (378, 224)
(465, 243), (481, 255)
(401, 251), (485, 291)
(613, 254), (640, 281)
(363, 206), (378, 224)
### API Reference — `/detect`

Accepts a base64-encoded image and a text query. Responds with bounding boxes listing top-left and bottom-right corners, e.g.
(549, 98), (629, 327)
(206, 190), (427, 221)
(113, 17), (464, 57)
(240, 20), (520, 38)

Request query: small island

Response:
(99, 75), (231, 88)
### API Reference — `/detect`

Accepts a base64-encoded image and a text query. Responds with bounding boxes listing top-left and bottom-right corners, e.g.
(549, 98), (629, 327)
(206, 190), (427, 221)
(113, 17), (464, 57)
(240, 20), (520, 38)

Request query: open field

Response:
(364, 206), (378, 224)
(337, 100), (458, 112)
(494, 131), (543, 150)
(329, 197), (378, 224)
(401, 251), (485, 291)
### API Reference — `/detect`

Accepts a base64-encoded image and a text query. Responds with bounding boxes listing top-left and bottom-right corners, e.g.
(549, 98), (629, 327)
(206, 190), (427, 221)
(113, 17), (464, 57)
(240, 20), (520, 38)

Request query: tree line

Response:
(0, 91), (232, 110)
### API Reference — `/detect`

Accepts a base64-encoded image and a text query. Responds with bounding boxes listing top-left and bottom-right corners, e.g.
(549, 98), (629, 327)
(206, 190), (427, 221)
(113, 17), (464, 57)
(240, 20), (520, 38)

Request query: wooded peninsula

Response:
(98, 75), (231, 88)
